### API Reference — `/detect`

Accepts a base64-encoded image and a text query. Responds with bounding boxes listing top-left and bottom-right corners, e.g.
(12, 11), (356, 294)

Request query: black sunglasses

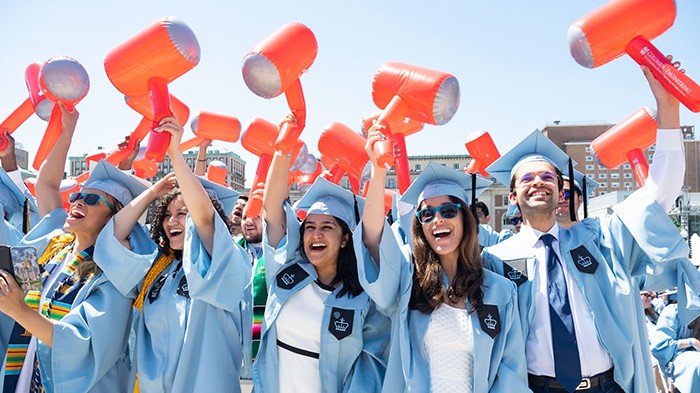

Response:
(415, 203), (461, 224)
(510, 217), (523, 225)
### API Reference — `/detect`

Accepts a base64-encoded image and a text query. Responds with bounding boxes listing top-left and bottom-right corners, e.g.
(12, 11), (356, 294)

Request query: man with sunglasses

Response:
(556, 171), (598, 230)
(480, 69), (700, 393)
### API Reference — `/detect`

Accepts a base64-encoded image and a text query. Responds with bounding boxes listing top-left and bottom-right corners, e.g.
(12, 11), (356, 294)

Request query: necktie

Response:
(541, 234), (581, 392)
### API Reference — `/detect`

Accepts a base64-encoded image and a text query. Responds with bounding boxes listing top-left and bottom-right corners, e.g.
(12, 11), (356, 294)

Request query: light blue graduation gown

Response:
(481, 190), (700, 393)
(94, 214), (250, 393)
(0, 208), (133, 393)
(253, 203), (390, 393)
(649, 304), (699, 393)
(353, 220), (530, 393)
(478, 224), (513, 248)
(0, 205), (23, 247)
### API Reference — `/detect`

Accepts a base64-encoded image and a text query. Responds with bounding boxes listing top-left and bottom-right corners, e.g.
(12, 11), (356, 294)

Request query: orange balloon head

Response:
(242, 22), (317, 100)
(32, 57), (90, 170)
(242, 22), (318, 153)
(590, 107), (657, 185)
(132, 157), (159, 179)
(105, 17), (200, 162)
(181, 111), (241, 151)
(568, 0), (700, 112)
(206, 160), (228, 186)
(370, 62), (459, 191)
(241, 117), (279, 157)
(318, 122), (369, 181)
(464, 131), (500, 177)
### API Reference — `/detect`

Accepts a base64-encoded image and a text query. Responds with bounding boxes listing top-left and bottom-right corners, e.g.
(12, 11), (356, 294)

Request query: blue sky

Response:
(1, 1), (699, 187)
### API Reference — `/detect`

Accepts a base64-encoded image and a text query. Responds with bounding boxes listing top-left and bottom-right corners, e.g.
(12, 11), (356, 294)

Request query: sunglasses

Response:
(516, 170), (558, 186)
(416, 203), (461, 224)
(510, 217), (523, 225)
(563, 190), (572, 200)
(68, 192), (117, 213)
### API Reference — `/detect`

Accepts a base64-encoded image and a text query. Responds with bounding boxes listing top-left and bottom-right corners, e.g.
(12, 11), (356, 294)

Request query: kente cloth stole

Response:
(3, 233), (94, 392)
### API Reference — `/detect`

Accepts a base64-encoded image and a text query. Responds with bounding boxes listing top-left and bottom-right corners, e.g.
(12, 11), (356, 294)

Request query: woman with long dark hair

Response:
(356, 129), (529, 392)
(94, 116), (250, 393)
(253, 116), (389, 392)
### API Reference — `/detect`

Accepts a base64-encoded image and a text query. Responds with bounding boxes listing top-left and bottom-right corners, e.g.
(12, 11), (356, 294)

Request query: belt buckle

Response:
(576, 378), (591, 390)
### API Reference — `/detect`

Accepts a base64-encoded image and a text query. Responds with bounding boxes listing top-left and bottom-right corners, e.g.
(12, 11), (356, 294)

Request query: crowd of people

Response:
(0, 62), (697, 393)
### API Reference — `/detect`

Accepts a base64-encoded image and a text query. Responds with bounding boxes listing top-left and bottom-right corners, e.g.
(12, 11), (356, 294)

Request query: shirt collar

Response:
(518, 221), (560, 248)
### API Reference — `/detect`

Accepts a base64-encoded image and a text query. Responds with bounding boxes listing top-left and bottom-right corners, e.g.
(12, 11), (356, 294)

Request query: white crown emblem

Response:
(484, 314), (497, 330)
(507, 269), (522, 280)
(334, 318), (349, 332)
(577, 255), (592, 268)
(281, 273), (295, 286)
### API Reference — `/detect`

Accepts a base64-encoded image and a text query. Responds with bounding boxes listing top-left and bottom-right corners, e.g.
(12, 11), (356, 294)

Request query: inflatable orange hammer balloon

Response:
(133, 157), (159, 179)
(33, 57), (90, 170)
(104, 17), (201, 162)
(371, 62), (459, 192)
(361, 110), (424, 193)
(241, 117), (279, 218)
(318, 122), (369, 187)
(464, 131), (500, 176)
(206, 160), (228, 186)
(319, 153), (345, 185)
(242, 22), (317, 154)
(180, 111), (241, 152)
(569, 0), (700, 112)
(0, 62), (53, 150)
(590, 107), (657, 186)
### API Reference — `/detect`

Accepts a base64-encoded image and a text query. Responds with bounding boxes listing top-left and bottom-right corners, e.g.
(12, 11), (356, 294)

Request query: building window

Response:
(586, 156), (593, 161)
(598, 173), (606, 179)
(453, 163), (459, 170)
(599, 182), (607, 188)
(624, 182), (632, 187)
(600, 191), (606, 195)
(585, 147), (591, 152)
(611, 182), (619, 188)
(387, 179), (395, 189)
(586, 165), (594, 170)
(624, 173), (632, 178)
(649, 146), (655, 151)
(623, 164), (630, 169)
(611, 173), (619, 179)
(501, 195), (510, 206)
(415, 164), (421, 171)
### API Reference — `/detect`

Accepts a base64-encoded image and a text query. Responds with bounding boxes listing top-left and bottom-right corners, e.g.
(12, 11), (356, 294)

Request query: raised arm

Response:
(361, 128), (388, 264)
(35, 103), (78, 217)
(112, 172), (176, 248)
(0, 130), (18, 173)
(641, 60), (684, 212)
(193, 139), (211, 176)
(262, 115), (293, 248)
(160, 116), (218, 254)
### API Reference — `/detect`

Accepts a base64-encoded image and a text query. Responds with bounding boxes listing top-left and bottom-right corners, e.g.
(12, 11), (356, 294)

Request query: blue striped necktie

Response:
(541, 233), (582, 392)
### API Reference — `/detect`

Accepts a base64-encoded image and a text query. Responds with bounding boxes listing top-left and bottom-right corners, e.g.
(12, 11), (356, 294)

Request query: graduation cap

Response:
(196, 176), (241, 217)
(486, 130), (578, 221)
(294, 177), (365, 231)
(0, 169), (39, 233)
(562, 169), (599, 218)
(83, 160), (151, 206)
(400, 162), (492, 209)
(505, 203), (520, 218)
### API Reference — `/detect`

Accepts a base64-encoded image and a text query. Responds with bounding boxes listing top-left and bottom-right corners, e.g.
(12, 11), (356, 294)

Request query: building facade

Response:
(69, 148), (247, 190)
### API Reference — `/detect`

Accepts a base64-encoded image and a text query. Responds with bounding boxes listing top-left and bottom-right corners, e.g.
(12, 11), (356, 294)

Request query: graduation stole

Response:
(3, 233), (94, 390)
(133, 250), (174, 311)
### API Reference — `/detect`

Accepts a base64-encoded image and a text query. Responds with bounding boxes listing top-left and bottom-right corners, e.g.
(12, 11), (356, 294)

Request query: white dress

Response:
(423, 303), (474, 393)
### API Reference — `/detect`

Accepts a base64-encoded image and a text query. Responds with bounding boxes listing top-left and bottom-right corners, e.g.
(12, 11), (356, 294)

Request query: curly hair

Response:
(410, 195), (484, 314)
(150, 189), (235, 254)
(298, 216), (363, 298)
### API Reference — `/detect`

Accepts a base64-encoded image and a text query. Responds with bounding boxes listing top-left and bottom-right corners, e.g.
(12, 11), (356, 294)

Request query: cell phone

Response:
(0, 245), (42, 292)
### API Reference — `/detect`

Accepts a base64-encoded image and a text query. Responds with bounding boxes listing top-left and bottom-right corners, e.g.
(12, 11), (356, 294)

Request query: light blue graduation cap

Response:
(0, 169), (38, 233)
(295, 177), (365, 231)
(485, 129), (574, 189)
(505, 203), (520, 218)
(400, 162), (492, 207)
(83, 160), (150, 206)
(196, 176), (241, 217)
